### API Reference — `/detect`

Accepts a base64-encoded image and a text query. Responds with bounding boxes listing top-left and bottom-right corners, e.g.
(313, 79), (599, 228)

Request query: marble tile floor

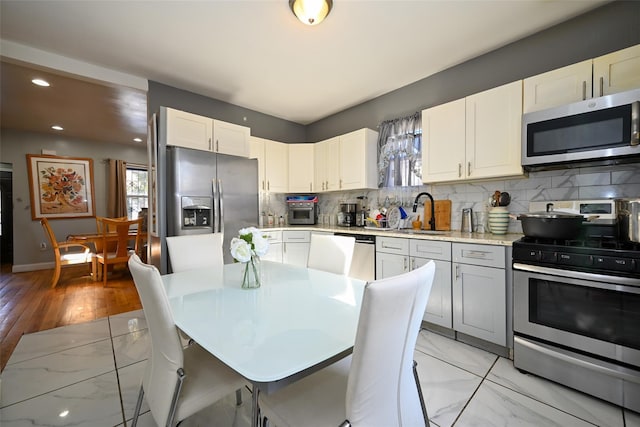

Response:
(1, 310), (638, 427)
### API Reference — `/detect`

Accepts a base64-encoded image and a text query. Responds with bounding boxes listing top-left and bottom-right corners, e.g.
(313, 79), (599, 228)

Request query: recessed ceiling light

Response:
(133, 137), (143, 142)
(51, 125), (64, 131)
(32, 78), (50, 87)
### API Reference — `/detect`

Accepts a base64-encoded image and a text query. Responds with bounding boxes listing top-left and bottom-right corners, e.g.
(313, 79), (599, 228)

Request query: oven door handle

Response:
(513, 263), (640, 289)
(516, 337), (640, 384)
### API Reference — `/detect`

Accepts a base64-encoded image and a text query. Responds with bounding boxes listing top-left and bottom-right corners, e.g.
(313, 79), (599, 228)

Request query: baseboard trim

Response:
(12, 262), (54, 273)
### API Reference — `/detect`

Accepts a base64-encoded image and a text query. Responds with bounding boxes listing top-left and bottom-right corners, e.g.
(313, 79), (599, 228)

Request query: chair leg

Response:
(235, 388), (243, 406)
(103, 261), (108, 286)
(51, 262), (61, 288)
(413, 360), (429, 426)
(131, 385), (144, 427)
(166, 368), (186, 427)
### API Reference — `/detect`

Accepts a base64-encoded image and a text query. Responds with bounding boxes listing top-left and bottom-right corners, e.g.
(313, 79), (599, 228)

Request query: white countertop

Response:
(260, 225), (522, 246)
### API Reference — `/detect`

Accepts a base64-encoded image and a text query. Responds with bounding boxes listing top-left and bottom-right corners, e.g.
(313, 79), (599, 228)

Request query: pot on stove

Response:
(616, 199), (640, 243)
(516, 210), (585, 240)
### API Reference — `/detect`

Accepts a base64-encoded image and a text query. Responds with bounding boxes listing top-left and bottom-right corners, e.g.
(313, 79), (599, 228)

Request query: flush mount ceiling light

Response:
(51, 125), (64, 131)
(289, 0), (333, 26)
(32, 78), (50, 87)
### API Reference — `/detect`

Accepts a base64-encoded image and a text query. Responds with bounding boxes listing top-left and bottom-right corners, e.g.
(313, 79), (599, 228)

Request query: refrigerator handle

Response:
(212, 179), (219, 233)
(218, 179), (225, 239)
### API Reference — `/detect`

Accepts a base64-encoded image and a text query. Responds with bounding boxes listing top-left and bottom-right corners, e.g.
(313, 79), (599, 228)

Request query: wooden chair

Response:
(40, 217), (95, 288)
(95, 217), (142, 285)
(94, 216), (127, 254)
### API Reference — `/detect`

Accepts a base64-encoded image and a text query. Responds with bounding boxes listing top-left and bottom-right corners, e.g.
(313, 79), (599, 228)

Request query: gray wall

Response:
(306, 1), (640, 141)
(1, 128), (147, 269)
(147, 81), (307, 143)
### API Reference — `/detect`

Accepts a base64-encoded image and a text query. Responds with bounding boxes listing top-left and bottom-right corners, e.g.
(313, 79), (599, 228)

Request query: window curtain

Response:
(377, 112), (422, 188)
(107, 159), (128, 218)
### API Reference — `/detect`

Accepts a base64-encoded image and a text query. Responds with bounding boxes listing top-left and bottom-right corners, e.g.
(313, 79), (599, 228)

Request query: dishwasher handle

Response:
(334, 233), (376, 244)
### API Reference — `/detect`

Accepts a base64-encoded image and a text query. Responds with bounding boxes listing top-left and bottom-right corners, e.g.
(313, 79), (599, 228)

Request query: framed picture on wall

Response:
(26, 154), (96, 220)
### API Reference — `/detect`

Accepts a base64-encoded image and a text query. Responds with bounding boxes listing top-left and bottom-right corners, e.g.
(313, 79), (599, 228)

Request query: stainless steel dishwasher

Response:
(335, 233), (375, 281)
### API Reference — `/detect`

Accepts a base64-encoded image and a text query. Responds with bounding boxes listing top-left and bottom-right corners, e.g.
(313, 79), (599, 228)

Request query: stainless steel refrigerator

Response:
(148, 109), (258, 273)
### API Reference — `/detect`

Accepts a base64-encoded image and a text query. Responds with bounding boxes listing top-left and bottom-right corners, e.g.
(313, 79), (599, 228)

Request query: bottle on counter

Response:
(259, 212), (265, 227)
(278, 215), (285, 226)
(267, 213), (275, 227)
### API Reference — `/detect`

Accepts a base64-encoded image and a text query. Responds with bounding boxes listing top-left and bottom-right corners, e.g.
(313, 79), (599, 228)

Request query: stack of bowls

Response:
(488, 207), (509, 235)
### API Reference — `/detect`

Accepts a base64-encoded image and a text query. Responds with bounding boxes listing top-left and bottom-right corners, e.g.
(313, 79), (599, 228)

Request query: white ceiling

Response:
(0, 0), (608, 142)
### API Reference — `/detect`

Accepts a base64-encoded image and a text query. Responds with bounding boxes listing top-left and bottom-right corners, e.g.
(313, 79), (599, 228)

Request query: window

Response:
(126, 166), (148, 220)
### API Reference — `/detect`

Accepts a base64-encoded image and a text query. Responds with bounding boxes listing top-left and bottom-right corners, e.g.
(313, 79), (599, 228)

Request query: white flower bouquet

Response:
(230, 227), (269, 288)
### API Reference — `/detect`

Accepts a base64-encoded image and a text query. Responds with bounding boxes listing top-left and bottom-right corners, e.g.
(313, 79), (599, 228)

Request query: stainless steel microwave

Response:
(522, 88), (640, 170)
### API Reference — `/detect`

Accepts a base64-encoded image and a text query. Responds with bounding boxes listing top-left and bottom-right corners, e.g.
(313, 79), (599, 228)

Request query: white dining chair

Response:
(307, 234), (356, 275)
(128, 254), (248, 427)
(259, 260), (436, 427)
(166, 233), (223, 273)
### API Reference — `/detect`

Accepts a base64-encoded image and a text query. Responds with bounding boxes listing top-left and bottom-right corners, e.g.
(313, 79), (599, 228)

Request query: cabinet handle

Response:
(339, 179), (342, 189)
(216, 139), (219, 152)
(326, 180), (329, 190)
(267, 181), (270, 191)
(467, 161), (471, 176)
(283, 242), (286, 253)
(382, 244), (402, 250)
(599, 76), (604, 97)
(455, 264), (460, 279)
(404, 257), (408, 271)
(262, 180), (265, 191)
(464, 250), (489, 259)
(410, 258), (415, 270)
(458, 163), (462, 178)
(322, 182), (325, 191)
(582, 81), (587, 100)
(209, 137), (212, 151)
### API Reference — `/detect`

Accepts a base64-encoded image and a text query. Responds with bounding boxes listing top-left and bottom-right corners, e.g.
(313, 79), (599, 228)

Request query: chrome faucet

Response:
(412, 192), (436, 231)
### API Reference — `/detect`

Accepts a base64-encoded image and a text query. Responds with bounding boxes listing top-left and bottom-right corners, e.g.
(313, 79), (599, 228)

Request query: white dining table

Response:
(161, 260), (367, 427)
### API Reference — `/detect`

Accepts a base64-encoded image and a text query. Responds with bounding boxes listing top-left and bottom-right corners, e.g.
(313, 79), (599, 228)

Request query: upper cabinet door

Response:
(264, 140), (289, 193)
(523, 60), (593, 113)
(421, 99), (466, 183)
(288, 144), (315, 193)
(339, 129), (378, 190)
(212, 119), (250, 157)
(466, 81), (523, 180)
(249, 136), (266, 192)
(166, 108), (212, 151)
(594, 44), (640, 97)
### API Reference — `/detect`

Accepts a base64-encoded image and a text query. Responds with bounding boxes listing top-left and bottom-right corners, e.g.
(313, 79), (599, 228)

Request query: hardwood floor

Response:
(0, 262), (141, 372)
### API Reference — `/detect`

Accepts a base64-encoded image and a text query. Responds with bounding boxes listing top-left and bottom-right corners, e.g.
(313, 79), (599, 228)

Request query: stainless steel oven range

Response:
(512, 220), (640, 411)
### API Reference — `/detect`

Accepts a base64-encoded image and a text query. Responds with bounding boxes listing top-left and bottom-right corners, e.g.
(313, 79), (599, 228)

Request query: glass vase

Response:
(241, 255), (261, 289)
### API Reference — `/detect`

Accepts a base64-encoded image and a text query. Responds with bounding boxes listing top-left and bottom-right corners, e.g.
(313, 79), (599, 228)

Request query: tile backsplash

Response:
(261, 162), (640, 234)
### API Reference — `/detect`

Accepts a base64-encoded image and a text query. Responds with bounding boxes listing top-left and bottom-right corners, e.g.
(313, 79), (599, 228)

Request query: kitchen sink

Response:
(396, 229), (450, 235)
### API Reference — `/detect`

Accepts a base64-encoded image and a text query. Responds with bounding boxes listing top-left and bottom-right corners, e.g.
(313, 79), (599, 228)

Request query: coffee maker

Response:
(339, 202), (359, 227)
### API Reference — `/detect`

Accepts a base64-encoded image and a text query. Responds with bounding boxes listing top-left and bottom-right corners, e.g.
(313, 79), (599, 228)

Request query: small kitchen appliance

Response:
(512, 199), (640, 412)
(338, 202), (359, 227)
(522, 88), (640, 170)
(286, 195), (318, 225)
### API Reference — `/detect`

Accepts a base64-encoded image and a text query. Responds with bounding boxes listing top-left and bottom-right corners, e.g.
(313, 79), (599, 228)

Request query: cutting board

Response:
(423, 200), (452, 231)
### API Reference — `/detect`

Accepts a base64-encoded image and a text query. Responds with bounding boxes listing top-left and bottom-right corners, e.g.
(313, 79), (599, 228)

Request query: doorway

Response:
(1, 168), (14, 265)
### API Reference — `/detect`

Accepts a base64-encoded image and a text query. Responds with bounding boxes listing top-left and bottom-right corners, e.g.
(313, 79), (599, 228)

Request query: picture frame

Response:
(26, 154), (96, 220)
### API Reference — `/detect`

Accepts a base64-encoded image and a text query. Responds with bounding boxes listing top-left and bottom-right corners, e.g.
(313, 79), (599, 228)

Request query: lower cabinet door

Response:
(282, 242), (309, 267)
(262, 242), (283, 263)
(412, 257), (452, 328)
(453, 263), (506, 346)
(375, 252), (408, 279)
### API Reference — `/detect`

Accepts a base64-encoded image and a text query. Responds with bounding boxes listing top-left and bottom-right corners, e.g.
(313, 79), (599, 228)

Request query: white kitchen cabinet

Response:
(212, 119), (250, 157)
(288, 144), (315, 193)
(264, 139), (289, 193)
(282, 230), (310, 267)
(422, 81), (523, 183)
(421, 99), (466, 183)
(465, 80), (523, 180)
(165, 108), (250, 156)
(166, 108), (212, 151)
(261, 230), (283, 263)
(339, 129), (378, 190)
(523, 60), (593, 113)
(375, 236), (409, 279)
(452, 243), (506, 346)
(594, 44), (640, 97)
(249, 137), (266, 191)
(523, 44), (640, 113)
(314, 137), (340, 192)
(409, 240), (452, 329)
